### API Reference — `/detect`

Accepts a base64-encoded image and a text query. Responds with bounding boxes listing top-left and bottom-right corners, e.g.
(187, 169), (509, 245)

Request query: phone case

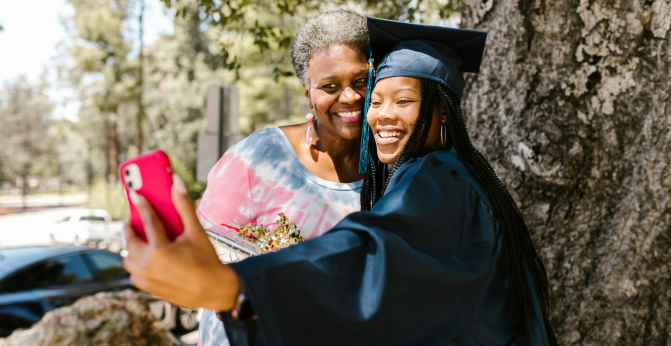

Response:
(120, 150), (184, 242)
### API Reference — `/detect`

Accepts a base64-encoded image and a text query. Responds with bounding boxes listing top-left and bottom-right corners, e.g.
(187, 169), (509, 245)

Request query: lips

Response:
(335, 109), (362, 123)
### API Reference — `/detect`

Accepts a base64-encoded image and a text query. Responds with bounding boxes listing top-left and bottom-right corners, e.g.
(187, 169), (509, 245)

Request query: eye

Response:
(321, 83), (338, 90)
(354, 78), (367, 84)
(370, 100), (381, 106)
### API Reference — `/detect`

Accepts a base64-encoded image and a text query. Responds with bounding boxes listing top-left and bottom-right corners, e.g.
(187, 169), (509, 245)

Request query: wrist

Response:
(205, 263), (241, 311)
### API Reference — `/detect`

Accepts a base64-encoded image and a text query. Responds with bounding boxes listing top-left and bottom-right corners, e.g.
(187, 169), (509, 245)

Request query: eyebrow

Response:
(372, 86), (419, 96)
(318, 69), (370, 82)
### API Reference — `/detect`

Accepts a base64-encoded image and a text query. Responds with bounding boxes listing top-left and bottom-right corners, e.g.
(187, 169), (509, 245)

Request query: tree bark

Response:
(108, 114), (119, 185)
(460, 0), (671, 344)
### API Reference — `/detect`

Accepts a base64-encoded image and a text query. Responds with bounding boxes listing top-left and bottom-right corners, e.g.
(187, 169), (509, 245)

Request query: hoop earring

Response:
(440, 119), (447, 149)
(306, 107), (315, 145)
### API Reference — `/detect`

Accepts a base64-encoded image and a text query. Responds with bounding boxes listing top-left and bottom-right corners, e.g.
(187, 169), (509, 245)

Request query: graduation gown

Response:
(224, 149), (551, 346)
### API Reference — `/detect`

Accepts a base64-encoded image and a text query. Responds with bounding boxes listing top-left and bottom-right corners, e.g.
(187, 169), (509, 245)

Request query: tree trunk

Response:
(460, 0), (671, 344)
(136, 0), (145, 155)
(108, 115), (119, 184)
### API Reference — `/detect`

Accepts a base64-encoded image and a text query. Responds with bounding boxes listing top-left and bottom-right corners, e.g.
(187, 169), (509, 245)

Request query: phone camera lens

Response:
(128, 181), (133, 188)
(124, 169), (130, 176)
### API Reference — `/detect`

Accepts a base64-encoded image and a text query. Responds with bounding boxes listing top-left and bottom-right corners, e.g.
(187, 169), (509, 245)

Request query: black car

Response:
(0, 245), (132, 337)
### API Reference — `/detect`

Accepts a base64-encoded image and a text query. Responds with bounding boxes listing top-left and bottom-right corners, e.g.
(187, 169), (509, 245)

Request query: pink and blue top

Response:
(197, 127), (362, 239)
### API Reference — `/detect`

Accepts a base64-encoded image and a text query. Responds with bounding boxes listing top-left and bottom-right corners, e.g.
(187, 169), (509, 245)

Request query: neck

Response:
(311, 120), (361, 162)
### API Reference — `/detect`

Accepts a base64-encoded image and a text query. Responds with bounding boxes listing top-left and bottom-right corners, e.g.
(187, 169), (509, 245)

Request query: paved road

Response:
(0, 206), (80, 248)
(0, 193), (88, 215)
(0, 206), (124, 248)
(0, 193), (88, 208)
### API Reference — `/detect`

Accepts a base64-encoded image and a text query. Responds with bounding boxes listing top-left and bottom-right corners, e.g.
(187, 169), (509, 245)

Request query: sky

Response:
(0, 0), (174, 120)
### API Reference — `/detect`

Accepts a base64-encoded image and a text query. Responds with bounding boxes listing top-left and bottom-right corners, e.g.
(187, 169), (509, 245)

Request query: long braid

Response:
(437, 84), (557, 346)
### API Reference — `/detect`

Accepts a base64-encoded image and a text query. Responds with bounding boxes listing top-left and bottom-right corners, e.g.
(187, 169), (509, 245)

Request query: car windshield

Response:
(0, 254), (93, 293)
(78, 216), (105, 222)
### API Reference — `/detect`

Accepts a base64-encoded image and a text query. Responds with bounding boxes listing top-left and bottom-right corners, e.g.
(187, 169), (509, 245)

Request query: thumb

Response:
(171, 174), (201, 231)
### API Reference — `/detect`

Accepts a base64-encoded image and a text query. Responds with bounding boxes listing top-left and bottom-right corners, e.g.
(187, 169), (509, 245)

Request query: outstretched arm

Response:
(122, 174), (241, 311)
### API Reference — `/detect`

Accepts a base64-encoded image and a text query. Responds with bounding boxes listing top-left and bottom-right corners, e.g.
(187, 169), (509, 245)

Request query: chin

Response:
(377, 154), (399, 164)
(336, 128), (363, 140)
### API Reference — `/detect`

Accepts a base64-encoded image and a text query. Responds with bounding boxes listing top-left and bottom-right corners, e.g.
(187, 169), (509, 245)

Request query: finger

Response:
(123, 257), (141, 275)
(171, 174), (201, 230)
(124, 229), (145, 260)
(130, 190), (170, 246)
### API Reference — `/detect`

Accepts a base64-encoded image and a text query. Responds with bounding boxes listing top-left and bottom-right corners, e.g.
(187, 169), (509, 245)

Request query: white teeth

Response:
(336, 110), (362, 118)
(379, 131), (402, 138)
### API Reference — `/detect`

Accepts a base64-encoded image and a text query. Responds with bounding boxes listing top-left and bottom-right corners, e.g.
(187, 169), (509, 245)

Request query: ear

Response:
(435, 98), (446, 122)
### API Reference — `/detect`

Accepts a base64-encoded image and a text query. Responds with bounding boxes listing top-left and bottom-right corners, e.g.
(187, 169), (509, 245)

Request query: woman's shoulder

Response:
(226, 127), (293, 163)
(394, 150), (466, 180)
(229, 127), (284, 152)
(392, 150), (493, 210)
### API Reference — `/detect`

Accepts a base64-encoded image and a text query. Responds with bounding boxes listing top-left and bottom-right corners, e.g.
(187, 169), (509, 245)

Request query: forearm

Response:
(201, 263), (242, 312)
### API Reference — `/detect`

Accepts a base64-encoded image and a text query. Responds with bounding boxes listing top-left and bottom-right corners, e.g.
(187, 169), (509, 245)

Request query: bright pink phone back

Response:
(120, 150), (184, 242)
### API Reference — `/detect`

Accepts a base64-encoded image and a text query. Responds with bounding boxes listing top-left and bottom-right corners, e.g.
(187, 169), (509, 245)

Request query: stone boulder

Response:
(0, 290), (181, 346)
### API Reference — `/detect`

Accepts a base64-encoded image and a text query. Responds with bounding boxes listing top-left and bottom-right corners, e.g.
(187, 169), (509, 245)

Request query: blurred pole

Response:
(197, 85), (242, 183)
(135, 0), (145, 155)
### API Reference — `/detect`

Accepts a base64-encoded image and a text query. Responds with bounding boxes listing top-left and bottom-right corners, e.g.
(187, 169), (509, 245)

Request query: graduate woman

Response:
(123, 17), (558, 346)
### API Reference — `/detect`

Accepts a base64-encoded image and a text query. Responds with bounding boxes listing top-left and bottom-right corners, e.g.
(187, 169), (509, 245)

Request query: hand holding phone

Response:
(120, 150), (184, 242)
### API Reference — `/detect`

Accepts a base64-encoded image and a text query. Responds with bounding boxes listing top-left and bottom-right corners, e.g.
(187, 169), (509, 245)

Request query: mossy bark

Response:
(460, 0), (671, 344)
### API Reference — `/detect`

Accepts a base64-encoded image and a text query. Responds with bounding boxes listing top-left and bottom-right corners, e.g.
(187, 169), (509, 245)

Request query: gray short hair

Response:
(291, 10), (369, 87)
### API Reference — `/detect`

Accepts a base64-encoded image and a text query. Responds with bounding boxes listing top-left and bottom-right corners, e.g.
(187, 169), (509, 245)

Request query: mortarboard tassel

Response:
(358, 47), (376, 174)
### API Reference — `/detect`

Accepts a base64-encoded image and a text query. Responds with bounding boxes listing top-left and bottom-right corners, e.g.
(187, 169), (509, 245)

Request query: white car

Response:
(50, 209), (120, 246)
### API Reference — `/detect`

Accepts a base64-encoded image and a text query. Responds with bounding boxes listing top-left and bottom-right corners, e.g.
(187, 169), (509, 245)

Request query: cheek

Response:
(398, 109), (420, 134)
(313, 92), (335, 114)
(366, 108), (377, 128)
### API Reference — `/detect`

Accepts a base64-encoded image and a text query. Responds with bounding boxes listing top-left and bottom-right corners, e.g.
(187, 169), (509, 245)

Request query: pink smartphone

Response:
(120, 150), (184, 242)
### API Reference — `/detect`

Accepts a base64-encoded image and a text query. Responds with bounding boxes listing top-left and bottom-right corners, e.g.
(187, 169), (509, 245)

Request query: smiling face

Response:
(368, 77), (445, 164)
(306, 44), (369, 140)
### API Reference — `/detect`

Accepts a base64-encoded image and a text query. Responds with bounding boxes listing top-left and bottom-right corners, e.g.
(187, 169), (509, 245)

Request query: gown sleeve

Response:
(226, 153), (519, 346)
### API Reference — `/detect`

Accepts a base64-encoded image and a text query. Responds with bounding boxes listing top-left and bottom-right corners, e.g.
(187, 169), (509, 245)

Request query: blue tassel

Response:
(358, 47), (375, 174)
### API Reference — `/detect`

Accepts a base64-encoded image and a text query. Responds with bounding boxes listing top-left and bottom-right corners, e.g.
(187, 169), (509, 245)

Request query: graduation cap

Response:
(358, 17), (487, 173)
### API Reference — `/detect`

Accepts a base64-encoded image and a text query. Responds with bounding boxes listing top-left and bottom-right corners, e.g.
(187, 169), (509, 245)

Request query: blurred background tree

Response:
(0, 76), (55, 208)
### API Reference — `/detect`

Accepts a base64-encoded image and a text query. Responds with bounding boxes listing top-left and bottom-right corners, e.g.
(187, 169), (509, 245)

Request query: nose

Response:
(374, 100), (396, 122)
(337, 87), (362, 104)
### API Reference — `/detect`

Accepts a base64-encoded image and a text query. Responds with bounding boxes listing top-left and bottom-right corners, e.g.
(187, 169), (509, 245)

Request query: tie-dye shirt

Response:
(197, 126), (361, 236)
(197, 127), (361, 346)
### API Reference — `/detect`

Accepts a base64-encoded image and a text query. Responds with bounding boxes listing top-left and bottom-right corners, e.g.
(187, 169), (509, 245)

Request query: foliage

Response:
(0, 77), (56, 191)
(170, 154), (206, 200)
(87, 178), (128, 221)
(161, 0), (460, 79)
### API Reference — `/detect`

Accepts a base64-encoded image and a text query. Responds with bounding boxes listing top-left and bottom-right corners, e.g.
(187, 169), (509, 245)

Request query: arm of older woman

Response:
(122, 175), (240, 311)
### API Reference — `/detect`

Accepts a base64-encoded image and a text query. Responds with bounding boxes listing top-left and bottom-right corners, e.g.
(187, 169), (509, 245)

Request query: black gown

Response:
(223, 149), (551, 346)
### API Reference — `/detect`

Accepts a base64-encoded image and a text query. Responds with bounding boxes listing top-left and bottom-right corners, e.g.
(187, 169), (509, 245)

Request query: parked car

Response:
(0, 245), (199, 337)
(0, 245), (132, 337)
(50, 209), (120, 246)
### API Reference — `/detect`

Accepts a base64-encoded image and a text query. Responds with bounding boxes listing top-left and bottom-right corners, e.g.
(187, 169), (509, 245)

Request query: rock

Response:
(0, 290), (181, 346)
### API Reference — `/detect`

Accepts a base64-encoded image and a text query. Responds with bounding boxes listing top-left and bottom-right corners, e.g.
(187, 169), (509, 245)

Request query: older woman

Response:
(196, 10), (369, 345)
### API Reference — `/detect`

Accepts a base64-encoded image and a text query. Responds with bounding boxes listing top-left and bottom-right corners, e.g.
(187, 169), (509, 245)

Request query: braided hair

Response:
(360, 79), (558, 346)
